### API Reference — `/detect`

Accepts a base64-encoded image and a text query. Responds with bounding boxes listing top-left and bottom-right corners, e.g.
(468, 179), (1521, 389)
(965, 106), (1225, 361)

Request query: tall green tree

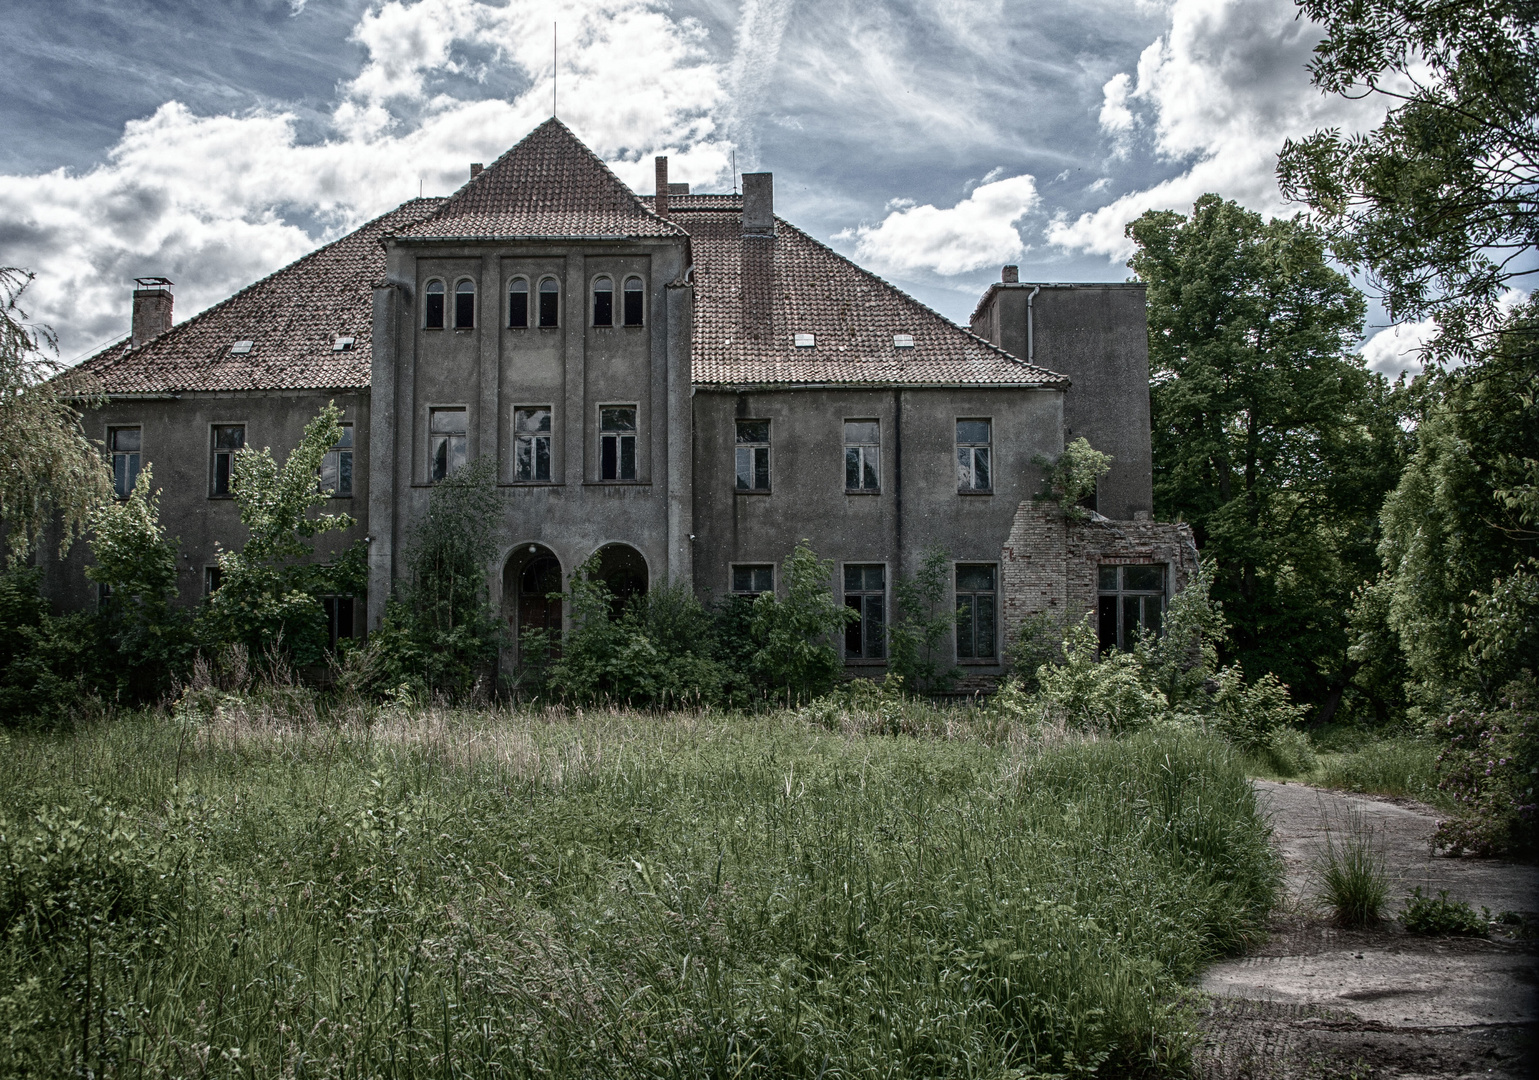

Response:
(1128, 195), (1407, 716)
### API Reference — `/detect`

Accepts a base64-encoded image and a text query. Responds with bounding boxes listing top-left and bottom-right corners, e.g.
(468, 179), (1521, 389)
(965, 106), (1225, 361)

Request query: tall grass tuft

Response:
(1313, 807), (1389, 927)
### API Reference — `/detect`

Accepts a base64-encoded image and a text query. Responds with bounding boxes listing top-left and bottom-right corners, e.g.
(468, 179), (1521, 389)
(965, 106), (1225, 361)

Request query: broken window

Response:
(430, 407), (467, 481)
(514, 407), (552, 482)
(424, 280), (445, 329)
(592, 276), (613, 326)
(109, 426), (141, 499)
(732, 564), (774, 595)
(210, 424), (244, 497)
(844, 420), (880, 491)
(735, 419), (770, 491)
(955, 564), (997, 661)
(600, 406), (637, 481)
(539, 277), (559, 327)
(956, 418), (992, 491)
(323, 596), (355, 646)
(509, 278), (529, 327)
(844, 564), (887, 659)
(204, 566), (223, 595)
(1098, 564), (1165, 652)
(320, 423), (353, 497)
(454, 279), (476, 328)
(623, 276), (644, 326)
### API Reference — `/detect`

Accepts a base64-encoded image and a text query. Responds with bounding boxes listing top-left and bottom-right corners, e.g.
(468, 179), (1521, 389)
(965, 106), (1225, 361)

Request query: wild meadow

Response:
(0, 696), (1278, 1079)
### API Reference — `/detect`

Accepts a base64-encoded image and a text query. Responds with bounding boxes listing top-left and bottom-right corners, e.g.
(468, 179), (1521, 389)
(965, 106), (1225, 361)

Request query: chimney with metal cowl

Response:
(654, 156), (669, 219)
(742, 172), (773, 235)
(131, 277), (174, 349)
(1002, 265), (1019, 283)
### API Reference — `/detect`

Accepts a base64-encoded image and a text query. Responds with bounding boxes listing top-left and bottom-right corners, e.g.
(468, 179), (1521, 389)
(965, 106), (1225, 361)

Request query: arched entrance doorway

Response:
(595, 543), (648, 615)
(503, 545), (562, 665)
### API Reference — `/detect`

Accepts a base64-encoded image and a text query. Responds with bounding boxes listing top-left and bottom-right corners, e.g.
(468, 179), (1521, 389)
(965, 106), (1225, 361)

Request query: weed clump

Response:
(1399, 887), (1490, 936)
(1312, 809), (1390, 927)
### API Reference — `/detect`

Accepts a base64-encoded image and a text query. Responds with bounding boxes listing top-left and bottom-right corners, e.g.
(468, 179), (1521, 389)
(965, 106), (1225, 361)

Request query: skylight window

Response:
(793, 333), (815, 348)
(231, 341), (253, 354)
(893, 334), (914, 348)
(333, 336), (356, 352)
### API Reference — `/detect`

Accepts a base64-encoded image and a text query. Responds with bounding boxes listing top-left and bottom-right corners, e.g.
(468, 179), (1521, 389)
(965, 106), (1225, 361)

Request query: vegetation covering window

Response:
(320, 423), (353, 497)
(454, 280), (476, 329)
(539, 277), (559, 327)
(623, 276), (644, 326)
(508, 278), (529, 327)
(732, 564), (774, 595)
(1098, 564), (1165, 652)
(735, 420), (770, 490)
(844, 564), (887, 660)
(600, 406), (637, 481)
(430, 407), (467, 482)
(109, 426), (141, 499)
(323, 596), (355, 646)
(955, 564), (997, 661)
(956, 418), (992, 491)
(209, 424), (244, 497)
(593, 276), (614, 326)
(424, 280), (445, 329)
(514, 407), (552, 482)
(845, 420), (880, 491)
(204, 566), (222, 595)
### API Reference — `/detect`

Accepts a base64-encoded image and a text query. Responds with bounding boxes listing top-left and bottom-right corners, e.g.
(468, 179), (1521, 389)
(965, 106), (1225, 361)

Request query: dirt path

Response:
(1196, 780), (1539, 1080)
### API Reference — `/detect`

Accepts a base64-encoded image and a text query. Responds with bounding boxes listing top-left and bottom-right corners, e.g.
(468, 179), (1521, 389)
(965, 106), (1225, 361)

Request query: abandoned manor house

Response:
(47, 118), (1196, 682)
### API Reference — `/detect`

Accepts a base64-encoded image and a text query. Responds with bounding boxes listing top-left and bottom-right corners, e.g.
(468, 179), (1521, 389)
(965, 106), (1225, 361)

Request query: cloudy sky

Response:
(2, 0), (1423, 371)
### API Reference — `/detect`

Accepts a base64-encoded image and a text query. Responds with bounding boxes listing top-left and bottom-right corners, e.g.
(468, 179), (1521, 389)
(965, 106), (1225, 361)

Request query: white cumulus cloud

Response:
(838, 174), (1039, 277)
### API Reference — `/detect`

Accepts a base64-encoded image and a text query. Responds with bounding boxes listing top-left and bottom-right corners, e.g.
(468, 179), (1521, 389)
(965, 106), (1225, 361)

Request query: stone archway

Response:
(503, 544), (562, 665)
(595, 542), (648, 615)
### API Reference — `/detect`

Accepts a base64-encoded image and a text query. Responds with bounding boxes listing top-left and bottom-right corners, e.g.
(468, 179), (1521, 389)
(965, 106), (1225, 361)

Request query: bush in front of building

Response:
(1431, 674), (1539, 857)
(0, 568), (103, 727)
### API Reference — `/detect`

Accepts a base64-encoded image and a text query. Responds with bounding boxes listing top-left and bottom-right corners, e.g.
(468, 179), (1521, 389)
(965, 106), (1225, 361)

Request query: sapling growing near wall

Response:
(889, 544), (959, 694)
(1034, 437), (1112, 520)
(750, 540), (856, 705)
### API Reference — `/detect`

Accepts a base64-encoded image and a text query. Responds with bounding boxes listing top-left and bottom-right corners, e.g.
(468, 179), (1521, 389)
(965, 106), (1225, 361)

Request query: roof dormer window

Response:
(593, 275), (614, 326)
(424, 280), (445, 329)
(231, 340), (254, 354)
(454, 279), (476, 329)
(893, 334), (914, 348)
(794, 333), (815, 348)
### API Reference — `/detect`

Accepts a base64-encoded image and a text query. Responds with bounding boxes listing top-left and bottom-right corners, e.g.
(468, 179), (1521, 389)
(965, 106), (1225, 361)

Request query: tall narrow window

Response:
(844, 564), (887, 660)
(1098, 564), (1165, 652)
(210, 424), (244, 497)
(600, 406), (637, 481)
(844, 420), (880, 491)
(320, 423), (353, 497)
(509, 279), (529, 327)
(956, 419), (992, 491)
(430, 407), (467, 481)
(955, 564), (997, 661)
(514, 407), (552, 482)
(732, 564), (774, 595)
(424, 280), (445, 329)
(623, 276), (644, 326)
(538, 277), (559, 327)
(454, 279), (476, 328)
(109, 426), (141, 498)
(592, 276), (613, 326)
(204, 566), (223, 594)
(323, 596), (355, 646)
(735, 420), (770, 491)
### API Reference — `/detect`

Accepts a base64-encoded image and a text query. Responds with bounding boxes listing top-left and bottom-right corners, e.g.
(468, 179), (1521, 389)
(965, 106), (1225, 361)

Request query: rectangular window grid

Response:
(600, 406), (637, 481)
(109, 426), (141, 499)
(844, 420), (880, 491)
(430, 408), (467, 482)
(844, 564), (887, 660)
(732, 564), (774, 595)
(735, 420), (770, 491)
(955, 564), (997, 660)
(514, 407), (553, 482)
(956, 418), (992, 491)
(1098, 564), (1165, 652)
(210, 424), (244, 497)
(320, 423), (353, 496)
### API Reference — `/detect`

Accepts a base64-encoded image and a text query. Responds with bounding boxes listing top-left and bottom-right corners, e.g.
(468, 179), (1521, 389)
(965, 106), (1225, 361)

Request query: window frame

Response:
(622, 275), (645, 327)
(322, 595), (356, 647)
(843, 562), (888, 662)
(734, 418), (771, 492)
(844, 418), (881, 493)
(592, 275), (614, 327)
(108, 424), (142, 500)
(1097, 563), (1167, 653)
(508, 277), (530, 328)
(538, 276), (560, 328)
(204, 565), (223, 596)
(209, 422), (246, 499)
(598, 404), (639, 482)
(320, 422), (354, 498)
(954, 562), (999, 663)
(956, 417), (993, 493)
(453, 278), (476, 329)
(730, 563), (775, 597)
(424, 279), (446, 330)
(513, 405), (554, 484)
(428, 405), (469, 483)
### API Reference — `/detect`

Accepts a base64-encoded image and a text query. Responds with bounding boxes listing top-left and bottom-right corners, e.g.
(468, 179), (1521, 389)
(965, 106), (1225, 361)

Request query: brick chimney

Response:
(1002, 264), (1019, 283)
(470, 163), (483, 179)
(740, 172), (775, 342)
(131, 278), (174, 349)
(742, 172), (774, 235)
(654, 156), (669, 219)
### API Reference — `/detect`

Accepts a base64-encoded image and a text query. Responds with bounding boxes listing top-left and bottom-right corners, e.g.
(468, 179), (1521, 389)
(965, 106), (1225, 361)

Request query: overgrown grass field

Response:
(0, 704), (1278, 1078)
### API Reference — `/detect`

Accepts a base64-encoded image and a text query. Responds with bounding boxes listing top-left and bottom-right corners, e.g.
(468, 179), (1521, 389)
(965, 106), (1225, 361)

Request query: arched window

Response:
(424, 280), (445, 329)
(538, 277), (559, 328)
(592, 276), (614, 326)
(508, 278), (529, 328)
(454, 279), (476, 329)
(623, 276), (644, 326)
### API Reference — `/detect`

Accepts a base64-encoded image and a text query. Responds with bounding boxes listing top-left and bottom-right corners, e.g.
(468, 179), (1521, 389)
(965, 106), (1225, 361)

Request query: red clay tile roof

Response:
(78, 198), (442, 395)
(395, 118), (686, 241)
(652, 198), (1067, 388)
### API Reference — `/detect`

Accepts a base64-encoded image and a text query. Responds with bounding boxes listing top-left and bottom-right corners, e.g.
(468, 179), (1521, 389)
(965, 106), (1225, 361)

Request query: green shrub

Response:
(888, 544), (960, 694)
(1209, 665), (1308, 750)
(0, 568), (102, 727)
(1431, 674), (1538, 856)
(1037, 618), (1169, 733)
(1261, 726), (1318, 777)
(746, 540), (855, 704)
(1316, 736), (1441, 800)
(1399, 887), (1489, 936)
(1004, 610), (1064, 694)
(1034, 436), (1113, 520)
(1312, 810), (1389, 927)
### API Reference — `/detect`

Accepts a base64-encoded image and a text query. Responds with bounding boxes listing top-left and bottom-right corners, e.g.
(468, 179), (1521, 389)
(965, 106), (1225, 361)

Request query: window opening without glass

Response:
(509, 279), (529, 327)
(538, 278), (559, 327)
(514, 407), (552, 482)
(600, 407), (638, 481)
(430, 407), (467, 482)
(844, 564), (887, 660)
(955, 564), (997, 660)
(210, 424), (244, 497)
(323, 596), (355, 646)
(592, 276), (613, 326)
(204, 566), (222, 595)
(623, 276), (644, 326)
(735, 420), (770, 491)
(732, 564), (774, 595)
(845, 420), (880, 491)
(956, 419), (992, 491)
(424, 280), (445, 329)
(320, 424), (353, 496)
(454, 280), (476, 328)
(109, 426), (141, 499)
(1098, 564), (1165, 652)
